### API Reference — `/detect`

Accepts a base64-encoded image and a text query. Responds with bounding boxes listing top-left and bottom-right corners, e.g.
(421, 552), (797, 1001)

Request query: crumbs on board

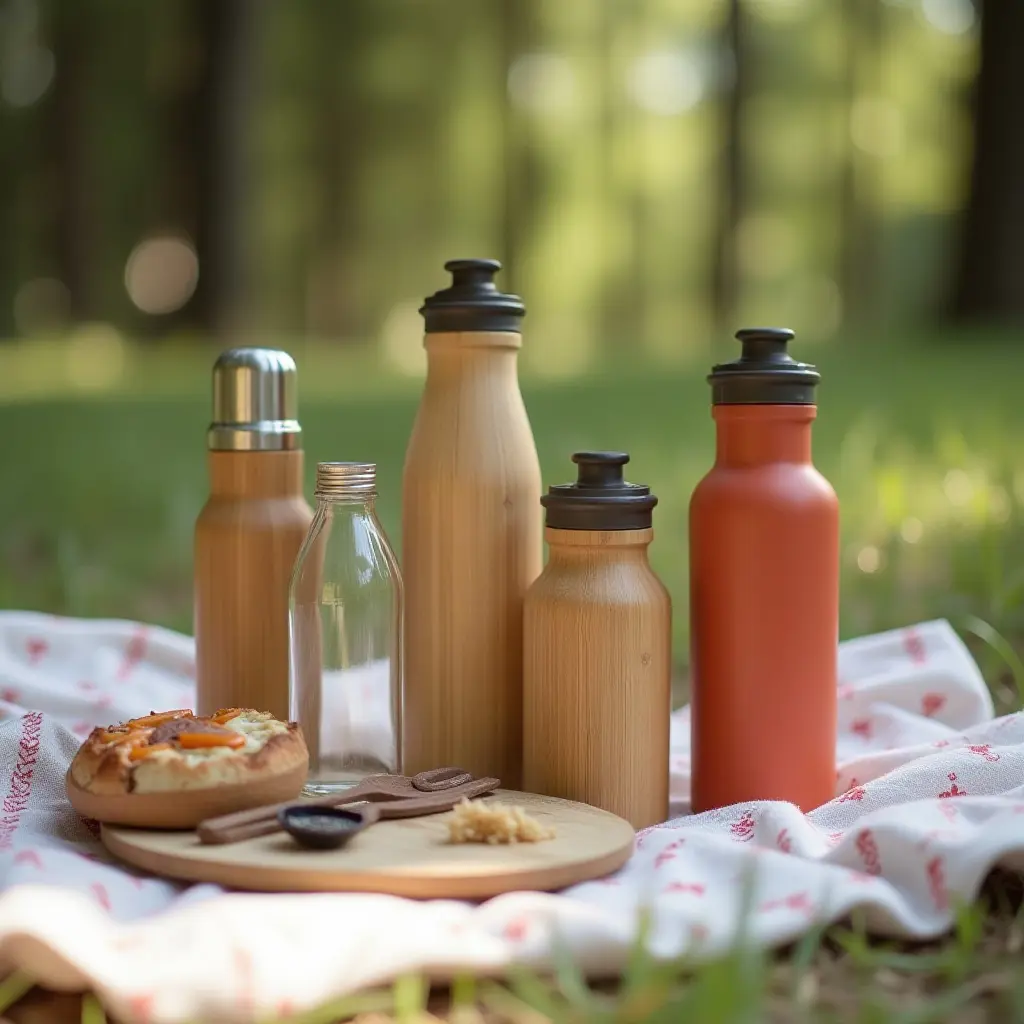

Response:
(447, 798), (556, 844)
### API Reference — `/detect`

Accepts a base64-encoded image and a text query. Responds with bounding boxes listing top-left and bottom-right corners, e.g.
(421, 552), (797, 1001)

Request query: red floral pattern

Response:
(0, 712), (42, 850)
(838, 785), (866, 803)
(855, 829), (882, 875)
(939, 773), (965, 798)
(25, 638), (48, 664)
(664, 881), (706, 896)
(903, 628), (927, 664)
(730, 810), (756, 841)
(926, 856), (948, 910)
(851, 719), (873, 740)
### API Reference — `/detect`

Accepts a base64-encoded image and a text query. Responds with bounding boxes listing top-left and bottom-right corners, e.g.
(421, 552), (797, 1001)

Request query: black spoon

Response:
(278, 803), (381, 851)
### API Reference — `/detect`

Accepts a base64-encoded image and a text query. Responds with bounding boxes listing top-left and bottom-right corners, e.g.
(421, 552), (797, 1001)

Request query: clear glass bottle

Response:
(288, 462), (403, 794)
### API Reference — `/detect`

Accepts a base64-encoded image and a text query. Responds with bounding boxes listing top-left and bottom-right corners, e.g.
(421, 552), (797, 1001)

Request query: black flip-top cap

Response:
(541, 452), (658, 531)
(420, 258), (526, 334)
(709, 327), (820, 405)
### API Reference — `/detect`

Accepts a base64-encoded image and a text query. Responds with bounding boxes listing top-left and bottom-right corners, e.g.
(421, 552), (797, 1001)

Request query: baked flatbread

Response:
(69, 708), (308, 796)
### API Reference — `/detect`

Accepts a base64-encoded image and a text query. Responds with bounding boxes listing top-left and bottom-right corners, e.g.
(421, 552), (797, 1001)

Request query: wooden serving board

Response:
(100, 790), (636, 900)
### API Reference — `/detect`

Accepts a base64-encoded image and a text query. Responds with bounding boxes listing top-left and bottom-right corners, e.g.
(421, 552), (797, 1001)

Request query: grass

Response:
(2, 329), (1024, 1022)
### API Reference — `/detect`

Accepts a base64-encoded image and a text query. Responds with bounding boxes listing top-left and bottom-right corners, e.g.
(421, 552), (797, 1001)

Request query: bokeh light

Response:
(0, 45), (53, 107)
(922, 0), (976, 36)
(627, 50), (705, 116)
(124, 235), (199, 315)
(507, 53), (576, 115)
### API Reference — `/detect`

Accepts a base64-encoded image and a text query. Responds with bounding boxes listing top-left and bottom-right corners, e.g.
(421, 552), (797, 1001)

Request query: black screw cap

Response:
(708, 327), (820, 405)
(420, 258), (526, 334)
(541, 451), (658, 532)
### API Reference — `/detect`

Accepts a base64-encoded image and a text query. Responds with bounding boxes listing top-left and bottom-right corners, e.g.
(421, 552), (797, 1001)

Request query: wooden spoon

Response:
(196, 767), (491, 845)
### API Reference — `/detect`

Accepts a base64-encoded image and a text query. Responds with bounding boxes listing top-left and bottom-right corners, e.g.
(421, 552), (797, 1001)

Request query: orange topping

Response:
(129, 742), (171, 760)
(176, 731), (246, 750)
(100, 729), (153, 746)
(127, 710), (193, 728)
(211, 708), (244, 724)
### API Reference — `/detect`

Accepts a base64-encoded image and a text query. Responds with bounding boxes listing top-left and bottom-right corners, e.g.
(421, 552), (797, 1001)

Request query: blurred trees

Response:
(948, 0), (1024, 324)
(0, 0), (1007, 357)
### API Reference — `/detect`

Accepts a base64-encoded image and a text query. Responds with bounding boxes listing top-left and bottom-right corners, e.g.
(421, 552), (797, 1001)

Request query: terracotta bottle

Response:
(523, 452), (671, 830)
(194, 348), (314, 722)
(401, 259), (542, 786)
(689, 327), (839, 814)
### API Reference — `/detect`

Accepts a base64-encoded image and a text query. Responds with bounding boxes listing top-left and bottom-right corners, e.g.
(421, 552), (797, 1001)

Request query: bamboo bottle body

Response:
(523, 528), (672, 829)
(689, 404), (839, 814)
(194, 450), (313, 722)
(401, 331), (542, 787)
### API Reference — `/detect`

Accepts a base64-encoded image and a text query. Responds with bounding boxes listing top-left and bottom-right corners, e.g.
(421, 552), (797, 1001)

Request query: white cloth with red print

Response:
(0, 612), (1020, 1024)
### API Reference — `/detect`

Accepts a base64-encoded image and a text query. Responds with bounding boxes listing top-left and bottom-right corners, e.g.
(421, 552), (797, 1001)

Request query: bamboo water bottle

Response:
(194, 348), (314, 722)
(523, 452), (672, 830)
(401, 259), (542, 786)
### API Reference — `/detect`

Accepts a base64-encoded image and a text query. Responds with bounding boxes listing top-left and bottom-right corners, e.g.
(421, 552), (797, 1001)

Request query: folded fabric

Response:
(0, 612), (1019, 1024)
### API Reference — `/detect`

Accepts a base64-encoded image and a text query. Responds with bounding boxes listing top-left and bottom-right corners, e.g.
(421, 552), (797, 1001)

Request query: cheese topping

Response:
(124, 709), (291, 793)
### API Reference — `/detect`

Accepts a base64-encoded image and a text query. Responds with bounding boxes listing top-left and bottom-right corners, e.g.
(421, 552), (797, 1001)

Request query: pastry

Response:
(66, 708), (308, 829)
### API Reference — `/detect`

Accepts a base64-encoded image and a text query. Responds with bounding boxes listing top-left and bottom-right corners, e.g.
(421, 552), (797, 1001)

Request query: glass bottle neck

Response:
(713, 404), (815, 466)
(316, 495), (378, 516)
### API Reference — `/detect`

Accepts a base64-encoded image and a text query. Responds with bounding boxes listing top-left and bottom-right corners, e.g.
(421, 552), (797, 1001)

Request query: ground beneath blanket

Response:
(1, 869), (1021, 1024)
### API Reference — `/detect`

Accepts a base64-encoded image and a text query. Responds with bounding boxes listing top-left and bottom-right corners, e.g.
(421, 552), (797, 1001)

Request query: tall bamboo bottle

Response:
(194, 348), (314, 722)
(689, 327), (839, 813)
(523, 452), (671, 830)
(401, 259), (542, 786)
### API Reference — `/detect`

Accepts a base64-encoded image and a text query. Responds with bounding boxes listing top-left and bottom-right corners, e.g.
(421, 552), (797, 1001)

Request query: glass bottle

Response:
(288, 461), (403, 794)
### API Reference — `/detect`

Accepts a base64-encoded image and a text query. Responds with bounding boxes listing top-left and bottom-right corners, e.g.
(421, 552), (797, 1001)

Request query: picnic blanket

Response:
(0, 611), (1021, 1023)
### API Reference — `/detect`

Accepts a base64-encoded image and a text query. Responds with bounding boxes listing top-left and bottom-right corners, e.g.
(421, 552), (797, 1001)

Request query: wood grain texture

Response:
(401, 331), (542, 788)
(194, 450), (313, 722)
(65, 763), (308, 830)
(100, 789), (635, 899)
(523, 527), (672, 830)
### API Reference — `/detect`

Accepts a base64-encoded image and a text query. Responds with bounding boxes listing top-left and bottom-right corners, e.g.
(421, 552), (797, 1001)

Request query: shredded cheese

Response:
(447, 798), (555, 844)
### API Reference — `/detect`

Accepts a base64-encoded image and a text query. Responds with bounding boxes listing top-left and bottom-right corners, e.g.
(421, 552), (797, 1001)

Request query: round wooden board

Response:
(101, 790), (636, 900)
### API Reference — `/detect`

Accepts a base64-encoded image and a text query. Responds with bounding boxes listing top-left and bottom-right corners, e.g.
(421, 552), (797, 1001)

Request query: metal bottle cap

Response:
(207, 347), (303, 451)
(314, 462), (377, 501)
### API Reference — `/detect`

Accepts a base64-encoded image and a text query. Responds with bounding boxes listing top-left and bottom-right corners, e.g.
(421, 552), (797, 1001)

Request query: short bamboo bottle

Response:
(523, 452), (672, 830)
(194, 349), (314, 722)
(401, 259), (542, 787)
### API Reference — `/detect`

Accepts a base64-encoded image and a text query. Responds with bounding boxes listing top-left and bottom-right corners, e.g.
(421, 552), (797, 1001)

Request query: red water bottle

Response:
(689, 328), (839, 813)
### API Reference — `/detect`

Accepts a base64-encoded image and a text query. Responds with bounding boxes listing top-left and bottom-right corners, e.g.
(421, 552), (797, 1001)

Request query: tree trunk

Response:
(710, 0), (748, 332)
(163, 0), (262, 339)
(43, 0), (94, 320)
(308, 3), (366, 341)
(498, 0), (526, 294)
(948, 0), (1024, 324)
(838, 0), (882, 325)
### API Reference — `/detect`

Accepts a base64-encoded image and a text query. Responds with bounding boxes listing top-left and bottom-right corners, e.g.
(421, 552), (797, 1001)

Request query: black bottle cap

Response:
(709, 327), (820, 405)
(420, 258), (526, 334)
(541, 452), (658, 531)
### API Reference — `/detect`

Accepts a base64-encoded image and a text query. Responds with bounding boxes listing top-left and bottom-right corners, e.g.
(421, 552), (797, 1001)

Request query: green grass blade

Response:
(0, 972), (33, 1015)
(81, 993), (107, 1024)
(961, 615), (1024, 709)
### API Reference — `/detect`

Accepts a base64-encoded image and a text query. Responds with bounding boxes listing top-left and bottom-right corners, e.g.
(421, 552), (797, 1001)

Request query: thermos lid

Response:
(709, 327), (820, 405)
(542, 452), (657, 531)
(207, 347), (302, 451)
(420, 259), (525, 334)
